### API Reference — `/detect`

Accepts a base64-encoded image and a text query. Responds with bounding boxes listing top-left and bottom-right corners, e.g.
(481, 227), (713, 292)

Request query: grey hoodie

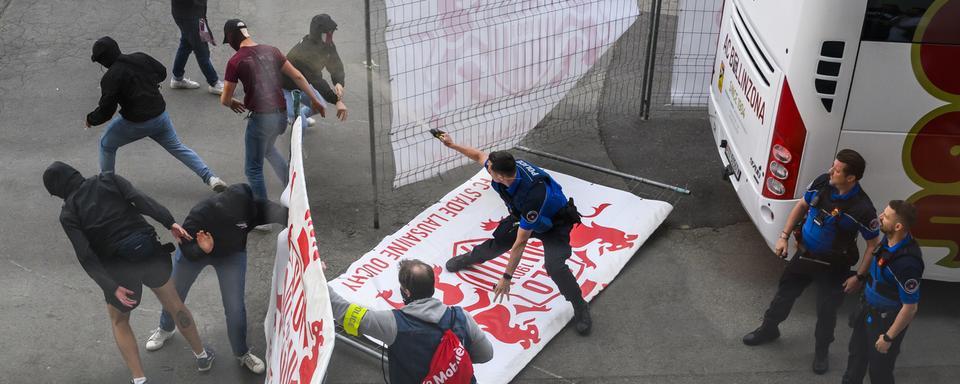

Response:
(328, 286), (494, 363)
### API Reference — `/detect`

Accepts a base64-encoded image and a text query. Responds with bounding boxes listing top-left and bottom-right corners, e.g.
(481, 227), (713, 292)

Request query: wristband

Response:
(779, 232), (789, 240)
(882, 333), (893, 342)
(502, 273), (513, 280)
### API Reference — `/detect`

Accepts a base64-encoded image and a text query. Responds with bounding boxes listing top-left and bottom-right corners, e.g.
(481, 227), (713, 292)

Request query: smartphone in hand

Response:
(429, 128), (446, 139)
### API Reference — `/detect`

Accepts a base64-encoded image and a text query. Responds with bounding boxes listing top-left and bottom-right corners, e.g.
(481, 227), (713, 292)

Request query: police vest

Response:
(388, 307), (476, 384)
(800, 175), (876, 266)
(865, 237), (924, 310)
(491, 159), (568, 233)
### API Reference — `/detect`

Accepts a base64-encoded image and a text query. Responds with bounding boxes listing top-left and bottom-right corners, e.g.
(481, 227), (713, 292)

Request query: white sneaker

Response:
(239, 352), (266, 374)
(207, 176), (227, 192)
(305, 117), (316, 127)
(208, 80), (224, 95)
(170, 77), (201, 89)
(145, 327), (175, 351)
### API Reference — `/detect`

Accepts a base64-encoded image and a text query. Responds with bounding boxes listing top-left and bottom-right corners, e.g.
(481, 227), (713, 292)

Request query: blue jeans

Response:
(159, 249), (250, 357)
(172, 16), (219, 85)
(282, 87), (326, 125)
(99, 111), (214, 183)
(245, 112), (289, 199)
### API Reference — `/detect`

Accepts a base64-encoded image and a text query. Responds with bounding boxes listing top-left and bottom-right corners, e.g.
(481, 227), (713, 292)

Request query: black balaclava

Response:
(308, 14), (337, 45)
(43, 161), (85, 200)
(91, 36), (121, 68)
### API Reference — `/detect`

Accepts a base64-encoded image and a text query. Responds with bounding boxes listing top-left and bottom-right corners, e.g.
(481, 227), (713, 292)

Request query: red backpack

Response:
(421, 309), (474, 384)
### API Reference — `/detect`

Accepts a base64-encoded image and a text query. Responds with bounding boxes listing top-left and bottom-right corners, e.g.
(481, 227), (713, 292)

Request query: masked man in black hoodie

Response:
(144, 183), (287, 375)
(282, 14), (349, 126)
(43, 161), (214, 384)
(87, 36), (227, 193)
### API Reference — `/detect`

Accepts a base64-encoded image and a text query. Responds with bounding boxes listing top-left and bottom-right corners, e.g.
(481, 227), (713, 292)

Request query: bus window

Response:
(862, 0), (934, 42)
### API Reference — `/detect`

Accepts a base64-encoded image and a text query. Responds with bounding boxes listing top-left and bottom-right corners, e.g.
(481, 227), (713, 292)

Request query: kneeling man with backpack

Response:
(329, 259), (493, 383)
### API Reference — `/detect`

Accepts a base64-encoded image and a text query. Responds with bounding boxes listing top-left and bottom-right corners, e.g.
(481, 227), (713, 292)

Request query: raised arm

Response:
(438, 132), (488, 166)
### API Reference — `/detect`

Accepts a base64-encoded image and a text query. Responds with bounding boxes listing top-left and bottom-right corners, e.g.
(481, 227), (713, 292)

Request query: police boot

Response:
(812, 347), (829, 374)
(445, 253), (476, 272)
(573, 301), (592, 336)
(742, 324), (780, 346)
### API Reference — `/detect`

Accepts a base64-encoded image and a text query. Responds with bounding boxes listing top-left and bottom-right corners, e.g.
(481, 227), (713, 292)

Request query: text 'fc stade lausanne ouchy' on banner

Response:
(332, 169), (672, 383)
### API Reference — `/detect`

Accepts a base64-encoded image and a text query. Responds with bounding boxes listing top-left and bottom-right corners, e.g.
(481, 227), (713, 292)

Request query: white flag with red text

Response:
(264, 117), (335, 384)
(331, 169), (671, 383)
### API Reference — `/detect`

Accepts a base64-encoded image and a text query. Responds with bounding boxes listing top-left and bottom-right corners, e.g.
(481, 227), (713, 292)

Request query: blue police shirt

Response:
(489, 159), (567, 233)
(800, 174), (879, 254)
(865, 235), (924, 310)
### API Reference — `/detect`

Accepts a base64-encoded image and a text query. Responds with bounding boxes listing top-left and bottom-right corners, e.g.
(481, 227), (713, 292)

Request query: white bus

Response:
(708, 0), (960, 281)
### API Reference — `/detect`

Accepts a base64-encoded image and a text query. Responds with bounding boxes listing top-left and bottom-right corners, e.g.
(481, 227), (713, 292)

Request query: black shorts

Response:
(102, 253), (172, 312)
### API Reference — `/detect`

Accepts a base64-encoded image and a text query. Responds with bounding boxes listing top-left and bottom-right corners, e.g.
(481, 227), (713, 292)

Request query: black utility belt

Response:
(796, 249), (849, 267)
(866, 304), (899, 320)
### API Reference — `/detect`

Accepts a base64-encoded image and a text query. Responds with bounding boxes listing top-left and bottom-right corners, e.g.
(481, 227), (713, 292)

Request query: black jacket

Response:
(179, 184), (287, 261)
(171, 0), (207, 19)
(87, 37), (167, 125)
(282, 14), (345, 104)
(45, 162), (176, 294)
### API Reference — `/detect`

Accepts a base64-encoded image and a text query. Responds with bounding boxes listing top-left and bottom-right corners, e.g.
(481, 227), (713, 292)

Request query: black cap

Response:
(223, 19), (249, 44)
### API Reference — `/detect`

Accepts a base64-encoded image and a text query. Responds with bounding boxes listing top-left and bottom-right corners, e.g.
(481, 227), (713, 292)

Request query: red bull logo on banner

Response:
(332, 169), (671, 383)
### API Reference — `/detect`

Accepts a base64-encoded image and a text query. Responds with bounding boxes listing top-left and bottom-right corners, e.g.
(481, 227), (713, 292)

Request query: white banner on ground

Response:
(385, 1), (640, 187)
(264, 118), (335, 384)
(669, 0), (722, 106)
(331, 169), (672, 384)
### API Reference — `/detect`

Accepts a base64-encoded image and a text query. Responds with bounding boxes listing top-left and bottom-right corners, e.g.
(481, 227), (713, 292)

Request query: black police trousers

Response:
(761, 254), (851, 350)
(842, 305), (907, 384)
(463, 216), (585, 306)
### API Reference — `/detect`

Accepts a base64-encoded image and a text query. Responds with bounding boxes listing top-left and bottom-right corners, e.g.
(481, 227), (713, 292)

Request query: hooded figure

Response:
(86, 36), (168, 125)
(44, 160), (213, 380)
(307, 13), (338, 45)
(43, 161), (85, 200)
(281, 14), (345, 103)
(91, 36), (121, 68)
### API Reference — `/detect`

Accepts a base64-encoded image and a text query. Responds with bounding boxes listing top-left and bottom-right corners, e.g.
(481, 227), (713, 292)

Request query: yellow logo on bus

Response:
(718, 62), (725, 92)
(907, 0), (960, 268)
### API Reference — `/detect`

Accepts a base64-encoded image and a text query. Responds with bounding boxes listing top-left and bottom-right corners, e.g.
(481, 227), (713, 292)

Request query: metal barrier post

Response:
(365, 0), (381, 229)
(640, 0), (664, 120)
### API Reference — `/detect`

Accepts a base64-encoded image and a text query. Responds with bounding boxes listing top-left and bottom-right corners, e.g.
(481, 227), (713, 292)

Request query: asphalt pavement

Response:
(0, 1), (956, 383)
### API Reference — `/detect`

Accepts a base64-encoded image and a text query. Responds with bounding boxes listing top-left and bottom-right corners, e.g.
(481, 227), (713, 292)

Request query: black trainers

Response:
(445, 253), (474, 272)
(742, 325), (780, 346)
(197, 346), (215, 372)
(812, 348), (829, 374)
(573, 302), (592, 336)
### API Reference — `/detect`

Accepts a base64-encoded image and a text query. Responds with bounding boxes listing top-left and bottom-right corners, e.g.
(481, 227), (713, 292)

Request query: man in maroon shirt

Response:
(219, 19), (324, 200)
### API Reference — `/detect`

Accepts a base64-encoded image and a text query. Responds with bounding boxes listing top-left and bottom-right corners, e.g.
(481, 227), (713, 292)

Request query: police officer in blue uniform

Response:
(743, 149), (881, 374)
(842, 200), (923, 384)
(437, 132), (592, 335)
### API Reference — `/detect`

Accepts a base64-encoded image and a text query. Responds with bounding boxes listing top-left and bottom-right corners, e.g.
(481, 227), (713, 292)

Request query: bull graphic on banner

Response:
(264, 117), (335, 384)
(332, 169), (672, 384)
